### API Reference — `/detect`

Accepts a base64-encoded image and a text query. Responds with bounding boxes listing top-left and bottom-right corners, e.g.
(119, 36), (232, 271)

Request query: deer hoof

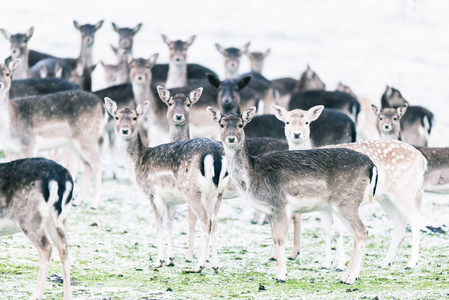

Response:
(335, 268), (344, 272)
(182, 266), (204, 273)
(273, 277), (285, 283)
(167, 257), (175, 267)
(268, 257), (277, 262)
(212, 266), (219, 273)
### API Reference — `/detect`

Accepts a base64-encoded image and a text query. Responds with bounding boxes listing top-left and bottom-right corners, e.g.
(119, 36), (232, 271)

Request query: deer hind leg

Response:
(165, 205), (177, 266)
(21, 222), (53, 300)
(334, 215), (347, 271)
(47, 225), (72, 299)
(186, 208), (197, 262)
(267, 212), (290, 283)
(319, 209), (333, 269)
(210, 193), (224, 273)
(288, 213), (301, 261)
(76, 142), (102, 209)
(331, 202), (368, 285)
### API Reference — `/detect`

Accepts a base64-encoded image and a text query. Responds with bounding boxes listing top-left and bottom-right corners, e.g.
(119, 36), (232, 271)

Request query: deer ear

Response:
(385, 85), (393, 98)
(148, 53), (159, 67)
(215, 43), (226, 55)
(104, 97), (118, 116)
(0, 28), (11, 40)
(308, 105), (324, 121)
(189, 87), (203, 105)
(186, 35), (196, 46)
(238, 76), (252, 90)
(397, 104), (408, 118)
(133, 23), (142, 34)
(264, 48), (271, 57)
(137, 101), (150, 117)
(73, 20), (81, 30)
(240, 42), (250, 54)
(112, 22), (119, 33)
(207, 73), (220, 89)
(242, 106), (256, 126)
(271, 105), (287, 122)
(8, 59), (21, 72)
(161, 34), (170, 45)
(95, 20), (104, 31)
(25, 27), (34, 39)
(157, 86), (171, 104)
(371, 104), (380, 116)
(207, 107), (222, 124)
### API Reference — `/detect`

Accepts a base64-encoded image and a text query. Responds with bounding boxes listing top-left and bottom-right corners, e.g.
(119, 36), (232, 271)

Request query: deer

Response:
(111, 22), (142, 64)
(336, 82), (380, 141)
(373, 103), (449, 194)
(100, 60), (129, 87)
(380, 86), (433, 146)
(0, 60), (105, 209)
(274, 104), (428, 270)
(271, 65), (326, 108)
(156, 85), (205, 262)
(207, 106), (378, 284)
(10, 77), (80, 99)
(0, 157), (74, 300)
(104, 97), (229, 273)
(161, 34), (196, 89)
(288, 67), (360, 123)
(215, 43), (275, 114)
(1, 27), (34, 79)
(247, 48), (270, 73)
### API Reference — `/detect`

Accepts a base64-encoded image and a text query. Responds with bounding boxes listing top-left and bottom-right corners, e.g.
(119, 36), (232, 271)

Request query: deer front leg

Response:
(165, 205), (177, 266)
(319, 210), (333, 269)
(288, 213), (301, 260)
(268, 212), (290, 283)
(150, 198), (165, 269)
(186, 208), (197, 262)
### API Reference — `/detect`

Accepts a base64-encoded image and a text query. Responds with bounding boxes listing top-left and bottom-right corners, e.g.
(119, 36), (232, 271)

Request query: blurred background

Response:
(1, 0), (448, 144)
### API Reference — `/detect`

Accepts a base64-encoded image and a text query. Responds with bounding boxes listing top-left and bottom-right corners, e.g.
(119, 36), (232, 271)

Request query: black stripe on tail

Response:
(200, 147), (224, 188)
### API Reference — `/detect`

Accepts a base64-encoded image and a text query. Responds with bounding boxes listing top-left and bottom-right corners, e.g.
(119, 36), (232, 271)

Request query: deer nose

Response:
(223, 97), (232, 105)
(384, 125), (391, 130)
(175, 114), (183, 121)
(293, 133), (301, 139)
(12, 49), (18, 55)
(227, 137), (236, 143)
(175, 57), (181, 62)
(121, 129), (130, 135)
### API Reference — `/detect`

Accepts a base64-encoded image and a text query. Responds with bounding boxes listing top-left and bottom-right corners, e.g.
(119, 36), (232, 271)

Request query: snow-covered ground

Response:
(1, 0), (449, 298)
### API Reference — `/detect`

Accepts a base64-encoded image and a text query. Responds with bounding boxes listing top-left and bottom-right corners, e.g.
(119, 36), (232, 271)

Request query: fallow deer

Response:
(274, 104), (428, 270)
(215, 43), (275, 114)
(0, 157), (74, 300)
(1, 27), (34, 79)
(111, 22), (142, 64)
(100, 60), (129, 87)
(380, 86), (433, 146)
(161, 34), (196, 89)
(10, 77), (80, 99)
(247, 48), (270, 73)
(157, 85), (203, 262)
(373, 103), (449, 194)
(0, 60), (105, 209)
(104, 97), (229, 273)
(208, 106), (378, 284)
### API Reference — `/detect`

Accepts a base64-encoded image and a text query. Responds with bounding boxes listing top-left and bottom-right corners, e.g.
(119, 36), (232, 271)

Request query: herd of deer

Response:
(0, 20), (447, 299)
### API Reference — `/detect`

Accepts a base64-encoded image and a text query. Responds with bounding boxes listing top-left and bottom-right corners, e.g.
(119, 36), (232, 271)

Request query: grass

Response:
(1, 173), (448, 299)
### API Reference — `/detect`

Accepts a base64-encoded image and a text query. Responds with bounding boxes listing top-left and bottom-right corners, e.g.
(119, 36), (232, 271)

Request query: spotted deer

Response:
(0, 60), (105, 209)
(111, 22), (142, 63)
(381, 86), (433, 146)
(104, 97), (229, 273)
(373, 104), (448, 194)
(0, 158), (74, 300)
(161, 34), (196, 89)
(273, 104), (428, 270)
(157, 85), (203, 262)
(247, 48), (270, 73)
(0, 27), (34, 79)
(371, 104), (408, 141)
(208, 106), (377, 284)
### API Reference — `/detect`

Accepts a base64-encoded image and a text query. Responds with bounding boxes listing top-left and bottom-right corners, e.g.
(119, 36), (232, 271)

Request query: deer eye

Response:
(286, 122), (290, 125)
(186, 103), (191, 107)
(305, 122), (309, 125)
(393, 118), (397, 121)
(5, 72), (10, 77)
(379, 117), (383, 121)
(238, 124), (243, 128)
(133, 117), (137, 121)
(115, 117), (119, 120)
(220, 124), (224, 128)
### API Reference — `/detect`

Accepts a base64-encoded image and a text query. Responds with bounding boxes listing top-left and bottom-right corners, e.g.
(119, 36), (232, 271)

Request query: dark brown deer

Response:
(208, 106), (377, 284)
(0, 158), (74, 299)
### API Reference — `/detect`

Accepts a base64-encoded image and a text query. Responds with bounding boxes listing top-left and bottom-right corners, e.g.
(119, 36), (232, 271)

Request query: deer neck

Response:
(381, 130), (401, 141)
(132, 80), (153, 105)
(117, 131), (147, 177)
(169, 123), (190, 142)
(0, 89), (11, 132)
(225, 69), (239, 79)
(288, 139), (312, 151)
(13, 50), (30, 80)
(223, 142), (253, 193)
(79, 41), (94, 67)
(165, 61), (187, 89)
